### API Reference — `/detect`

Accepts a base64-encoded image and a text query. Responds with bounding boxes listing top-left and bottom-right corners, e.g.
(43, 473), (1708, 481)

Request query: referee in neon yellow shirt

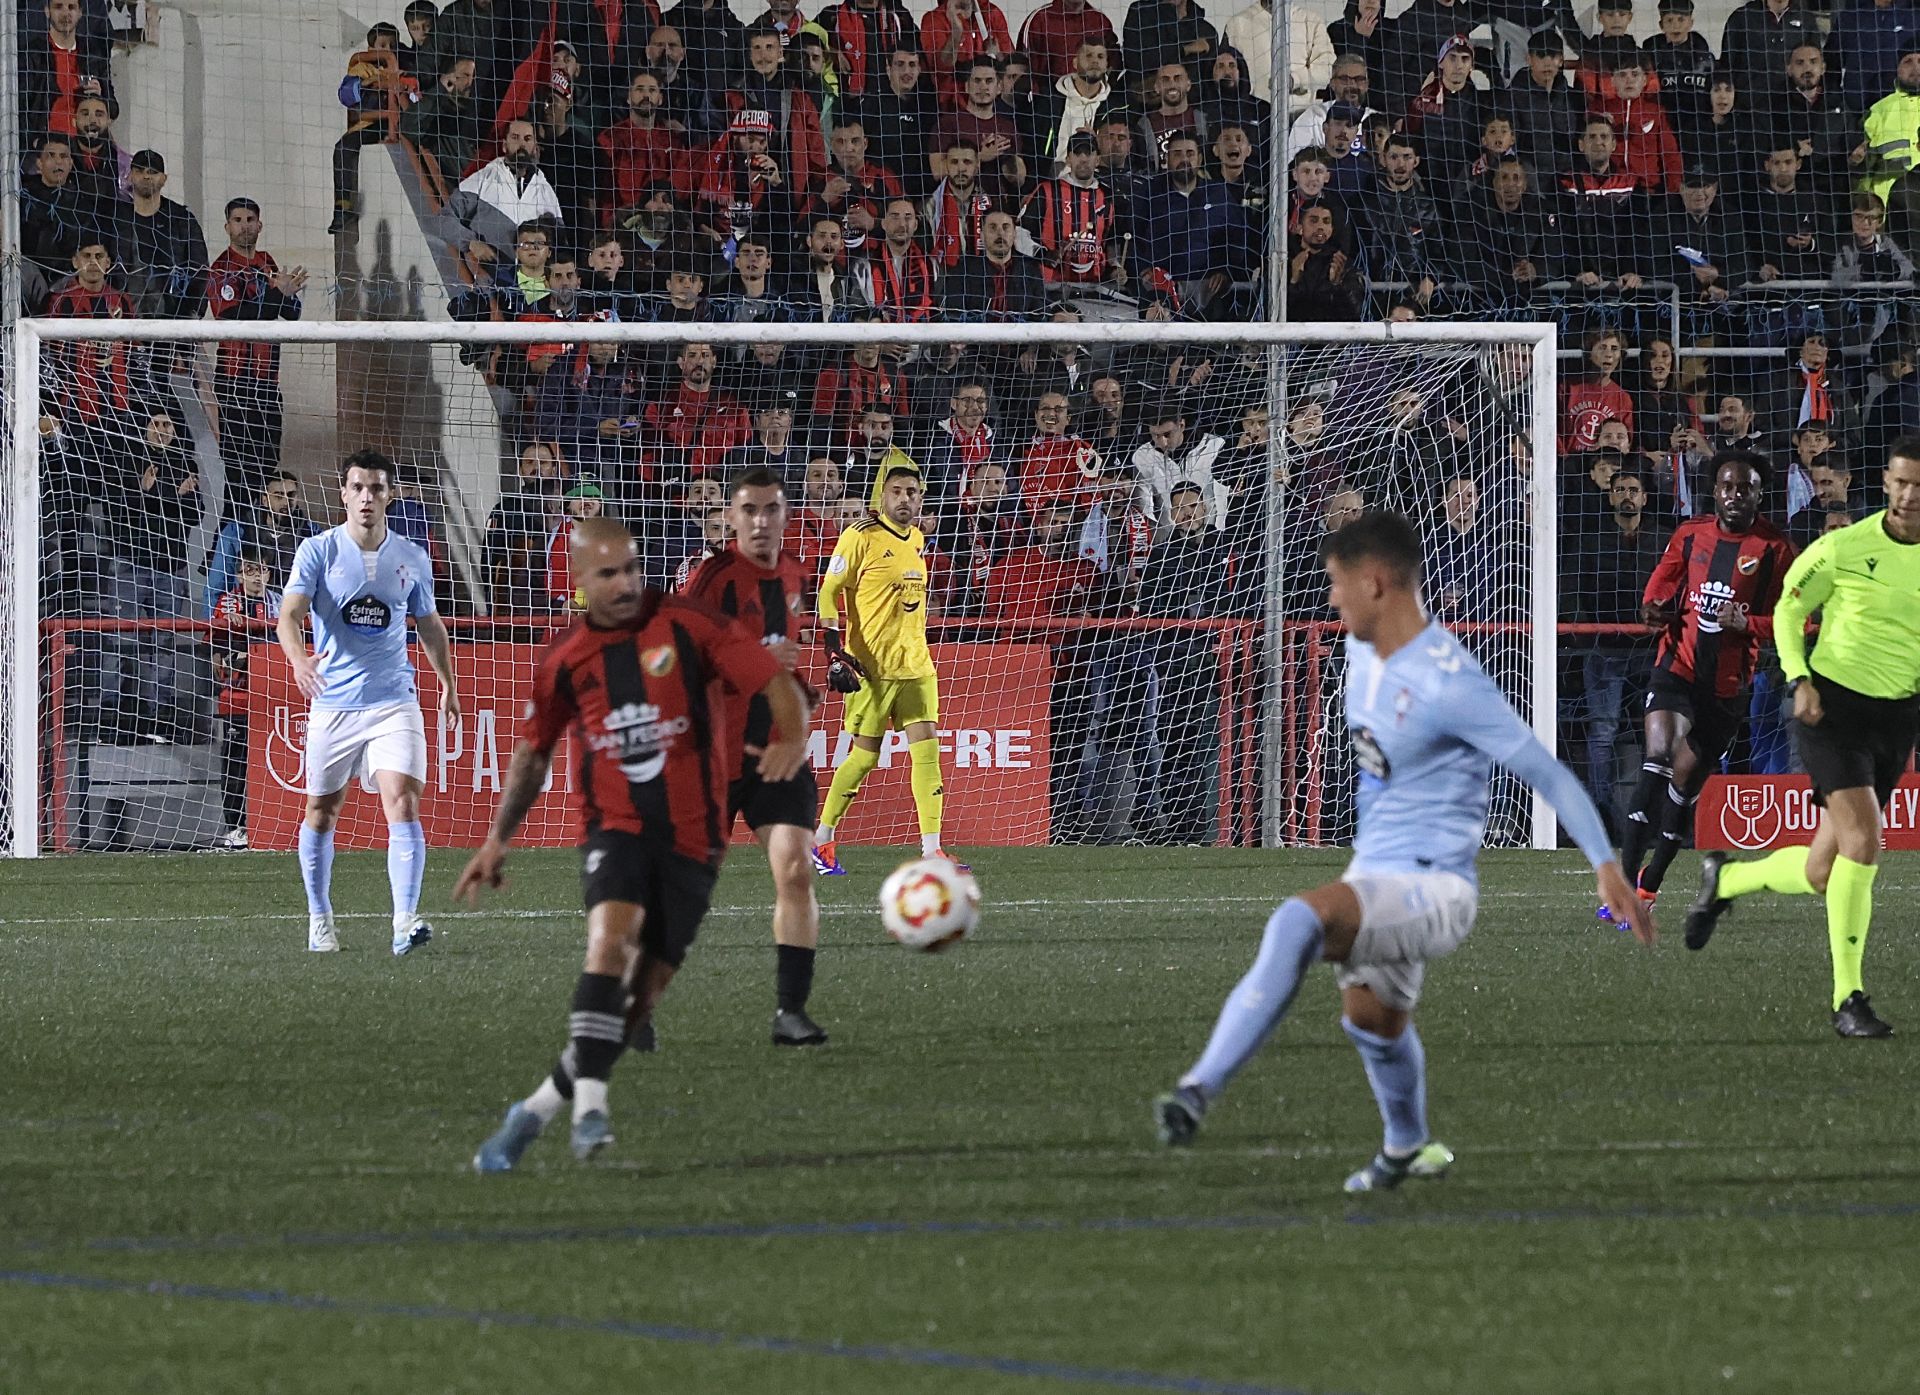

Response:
(1686, 441), (1920, 1037)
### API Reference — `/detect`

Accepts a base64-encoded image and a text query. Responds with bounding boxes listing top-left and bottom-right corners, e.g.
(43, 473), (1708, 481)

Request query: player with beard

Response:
(465, 519), (811, 1170)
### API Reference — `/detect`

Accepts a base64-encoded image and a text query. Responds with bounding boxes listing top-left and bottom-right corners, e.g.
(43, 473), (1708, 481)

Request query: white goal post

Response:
(2, 316), (1557, 859)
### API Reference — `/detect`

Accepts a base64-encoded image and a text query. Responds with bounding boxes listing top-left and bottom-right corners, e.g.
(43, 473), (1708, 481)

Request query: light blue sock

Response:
(1179, 899), (1325, 1098)
(1340, 1017), (1428, 1155)
(298, 824), (334, 917)
(387, 820), (426, 923)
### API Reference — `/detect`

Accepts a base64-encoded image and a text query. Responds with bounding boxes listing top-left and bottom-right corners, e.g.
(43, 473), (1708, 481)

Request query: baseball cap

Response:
(1657, 0), (1694, 14)
(754, 389), (799, 414)
(565, 482), (603, 500)
(129, 148), (165, 173)
(1680, 163), (1719, 187)
(1326, 100), (1364, 124)
(1525, 30), (1564, 57)
(1436, 33), (1473, 64)
(1065, 131), (1098, 154)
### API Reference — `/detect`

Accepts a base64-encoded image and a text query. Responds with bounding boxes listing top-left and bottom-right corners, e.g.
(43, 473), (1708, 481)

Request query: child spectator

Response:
(1560, 328), (1636, 454)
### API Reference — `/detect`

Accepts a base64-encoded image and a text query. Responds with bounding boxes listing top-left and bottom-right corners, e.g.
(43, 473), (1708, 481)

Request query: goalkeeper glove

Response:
(823, 628), (866, 694)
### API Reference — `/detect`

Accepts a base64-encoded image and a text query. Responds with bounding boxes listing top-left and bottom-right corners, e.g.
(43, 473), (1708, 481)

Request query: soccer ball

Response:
(878, 857), (980, 952)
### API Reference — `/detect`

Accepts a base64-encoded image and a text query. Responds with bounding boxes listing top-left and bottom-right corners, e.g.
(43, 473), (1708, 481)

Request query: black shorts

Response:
(1793, 674), (1920, 809)
(1645, 670), (1747, 765)
(728, 760), (818, 833)
(579, 830), (718, 968)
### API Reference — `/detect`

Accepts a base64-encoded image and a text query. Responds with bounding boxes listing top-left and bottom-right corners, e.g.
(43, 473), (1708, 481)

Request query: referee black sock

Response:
(777, 944), (817, 1013)
(1619, 762), (1672, 877)
(1639, 784), (1696, 895)
(568, 973), (628, 1082)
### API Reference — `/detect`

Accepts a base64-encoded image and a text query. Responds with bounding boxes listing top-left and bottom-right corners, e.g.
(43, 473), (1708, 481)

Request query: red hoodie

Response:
(1589, 91), (1683, 195)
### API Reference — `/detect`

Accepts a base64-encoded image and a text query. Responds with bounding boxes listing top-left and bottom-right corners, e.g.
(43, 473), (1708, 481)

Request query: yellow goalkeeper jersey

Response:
(818, 516), (935, 680)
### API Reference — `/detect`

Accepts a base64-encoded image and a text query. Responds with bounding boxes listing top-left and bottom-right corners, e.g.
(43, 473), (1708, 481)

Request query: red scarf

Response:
(1797, 363), (1832, 425)
(834, 1), (901, 97)
(949, 419), (992, 468)
(928, 179), (993, 268)
(868, 243), (938, 321)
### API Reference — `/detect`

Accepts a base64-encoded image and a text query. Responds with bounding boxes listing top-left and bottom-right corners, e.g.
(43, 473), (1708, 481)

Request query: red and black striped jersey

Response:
(681, 544), (811, 773)
(1643, 516), (1796, 699)
(521, 589), (782, 866)
(1020, 177), (1114, 283)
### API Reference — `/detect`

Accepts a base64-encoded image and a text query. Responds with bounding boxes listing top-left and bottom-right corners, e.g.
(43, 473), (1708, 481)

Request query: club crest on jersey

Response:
(642, 645), (676, 676)
(1737, 554), (1759, 575)
(1393, 687), (1414, 725)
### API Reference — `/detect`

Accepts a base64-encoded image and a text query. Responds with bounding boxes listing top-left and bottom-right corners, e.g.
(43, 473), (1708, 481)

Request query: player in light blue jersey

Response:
(277, 450), (460, 956)
(1153, 513), (1653, 1192)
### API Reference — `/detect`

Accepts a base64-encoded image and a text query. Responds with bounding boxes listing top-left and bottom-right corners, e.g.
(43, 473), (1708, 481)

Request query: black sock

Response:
(776, 944), (816, 1013)
(568, 973), (628, 1082)
(1640, 785), (1695, 893)
(1619, 761), (1671, 877)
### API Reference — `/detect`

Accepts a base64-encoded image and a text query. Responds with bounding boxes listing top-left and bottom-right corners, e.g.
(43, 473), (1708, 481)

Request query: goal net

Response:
(1, 317), (1555, 857)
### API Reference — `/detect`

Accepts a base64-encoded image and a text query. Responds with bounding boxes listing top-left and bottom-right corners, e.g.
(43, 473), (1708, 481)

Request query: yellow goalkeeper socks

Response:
(820, 743), (879, 831)
(1825, 856), (1878, 1011)
(1716, 845), (1815, 900)
(909, 737), (945, 839)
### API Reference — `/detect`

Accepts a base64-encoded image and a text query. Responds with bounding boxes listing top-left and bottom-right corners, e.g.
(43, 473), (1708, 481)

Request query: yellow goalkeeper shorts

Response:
(842, 676), (940, 737)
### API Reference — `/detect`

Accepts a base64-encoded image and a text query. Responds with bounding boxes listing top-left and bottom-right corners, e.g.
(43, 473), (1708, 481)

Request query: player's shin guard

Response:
(1341, 1018), (1428, 1156)
(1716, 844), (1816, 900)
(1179, 899), (1325, 1099)
(387, 820), (426, 923)
(819, 744), (880, 831)
(1638, 784), (1695, 894)
(298, 823), (335, 916)
(1619, 762), (1672, 875)
(1825, 856), (1878, 1011)
(908, 737), (945, 845)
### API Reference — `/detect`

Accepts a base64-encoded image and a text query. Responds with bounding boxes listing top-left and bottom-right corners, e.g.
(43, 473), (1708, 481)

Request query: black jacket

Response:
(1503, 66), (1587, 181)
(1566, 516), (1668, 640)
(102, 434), (203, 573)
(1641, 33), (1717, 128)
(121, 198), (211, 320)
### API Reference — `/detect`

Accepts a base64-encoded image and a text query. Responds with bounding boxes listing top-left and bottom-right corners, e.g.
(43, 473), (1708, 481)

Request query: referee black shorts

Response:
(1793, 673), (1920, 809)
(1645, 669), (1747, 766)
(728, 758), (819, 834)
(579, 830), (718, 968)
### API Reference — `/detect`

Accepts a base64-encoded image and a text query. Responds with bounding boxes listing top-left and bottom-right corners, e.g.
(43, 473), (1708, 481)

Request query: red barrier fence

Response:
(37, 614), (1265, 852)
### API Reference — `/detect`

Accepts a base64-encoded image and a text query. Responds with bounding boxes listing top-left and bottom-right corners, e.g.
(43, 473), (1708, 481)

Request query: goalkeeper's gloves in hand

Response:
(823, 629), (866, 694)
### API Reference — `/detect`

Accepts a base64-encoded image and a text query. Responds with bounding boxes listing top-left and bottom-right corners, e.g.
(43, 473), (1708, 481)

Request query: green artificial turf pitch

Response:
(2, 846), (1918, 1395)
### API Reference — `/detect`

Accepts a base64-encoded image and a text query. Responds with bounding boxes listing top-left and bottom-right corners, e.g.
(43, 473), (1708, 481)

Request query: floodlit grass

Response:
(3, 846), (1917, 1394)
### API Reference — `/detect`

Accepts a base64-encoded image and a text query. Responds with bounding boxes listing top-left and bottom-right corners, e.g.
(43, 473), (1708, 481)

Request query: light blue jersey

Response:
(1344, 621), (1613, 883)
(284, 526), (437, 711)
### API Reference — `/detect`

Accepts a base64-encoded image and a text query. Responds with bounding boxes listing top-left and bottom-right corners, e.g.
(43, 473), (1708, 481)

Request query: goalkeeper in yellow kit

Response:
(811, 465), (967, 876)
(1685, 441), (1920, 1037)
